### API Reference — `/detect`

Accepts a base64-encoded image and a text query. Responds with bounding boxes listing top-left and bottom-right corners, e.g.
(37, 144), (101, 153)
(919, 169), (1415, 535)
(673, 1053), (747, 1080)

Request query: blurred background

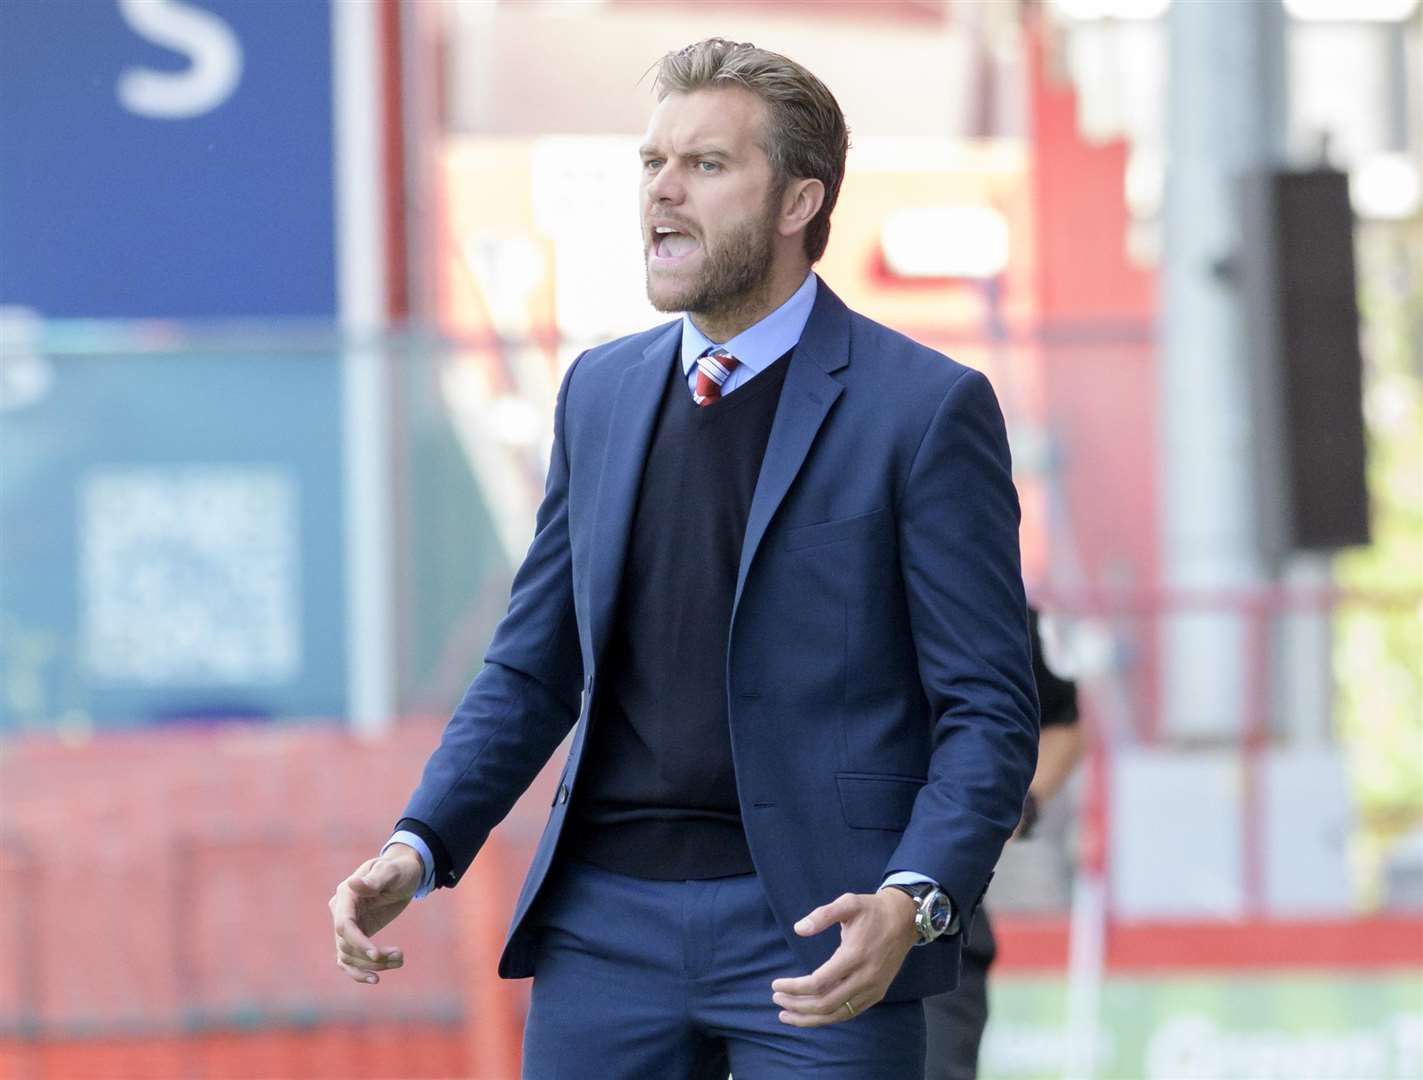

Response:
(1, 0), (1419, 1077)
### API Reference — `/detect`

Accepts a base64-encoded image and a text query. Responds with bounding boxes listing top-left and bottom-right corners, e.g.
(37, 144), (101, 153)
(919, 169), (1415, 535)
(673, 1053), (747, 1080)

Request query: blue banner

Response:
(0, 0), (335, 319)
(0, 0), (350, 731)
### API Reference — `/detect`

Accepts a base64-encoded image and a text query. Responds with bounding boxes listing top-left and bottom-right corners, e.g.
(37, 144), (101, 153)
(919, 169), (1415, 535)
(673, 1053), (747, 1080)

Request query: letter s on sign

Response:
(116, 0), (242, 119)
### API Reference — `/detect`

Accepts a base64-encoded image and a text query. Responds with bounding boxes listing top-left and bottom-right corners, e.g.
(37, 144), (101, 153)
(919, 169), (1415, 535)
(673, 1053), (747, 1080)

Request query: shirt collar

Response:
(680, 272), (818, 377)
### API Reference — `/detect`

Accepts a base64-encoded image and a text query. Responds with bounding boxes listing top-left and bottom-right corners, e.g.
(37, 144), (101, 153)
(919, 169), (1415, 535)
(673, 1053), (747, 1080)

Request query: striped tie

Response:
(693, 347), (740, 407)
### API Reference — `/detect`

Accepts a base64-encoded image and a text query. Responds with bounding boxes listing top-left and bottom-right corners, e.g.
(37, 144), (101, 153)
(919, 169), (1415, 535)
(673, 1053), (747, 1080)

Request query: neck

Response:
(689, 261), (811, 343)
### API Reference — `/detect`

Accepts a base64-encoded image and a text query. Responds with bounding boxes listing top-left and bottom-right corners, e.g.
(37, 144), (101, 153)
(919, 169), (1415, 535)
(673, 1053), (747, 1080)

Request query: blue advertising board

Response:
(0, 0), (335, 318)
(0, 343), (350, 730)
(0, 0), (353, 731)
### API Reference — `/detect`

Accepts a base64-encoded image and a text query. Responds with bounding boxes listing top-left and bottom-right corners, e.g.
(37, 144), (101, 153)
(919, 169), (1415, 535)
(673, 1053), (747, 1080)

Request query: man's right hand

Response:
(329, 843), (424, 985)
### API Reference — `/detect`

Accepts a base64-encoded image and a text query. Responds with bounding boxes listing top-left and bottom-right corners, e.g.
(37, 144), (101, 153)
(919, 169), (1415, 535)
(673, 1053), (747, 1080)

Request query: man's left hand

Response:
(770, 889), (918, 1027)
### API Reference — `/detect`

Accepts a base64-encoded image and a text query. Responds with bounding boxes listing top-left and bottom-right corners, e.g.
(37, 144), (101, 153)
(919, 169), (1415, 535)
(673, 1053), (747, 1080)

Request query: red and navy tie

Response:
(693, 347), (740, 407)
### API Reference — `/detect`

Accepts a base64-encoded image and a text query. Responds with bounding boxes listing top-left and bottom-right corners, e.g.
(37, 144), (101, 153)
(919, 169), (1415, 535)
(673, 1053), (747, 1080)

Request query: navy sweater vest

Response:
(564, 347), (793, 879)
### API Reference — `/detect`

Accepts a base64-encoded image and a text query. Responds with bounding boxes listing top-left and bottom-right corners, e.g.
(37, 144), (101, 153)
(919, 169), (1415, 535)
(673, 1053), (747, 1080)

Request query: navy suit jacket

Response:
(401, 278), (1038, 1000)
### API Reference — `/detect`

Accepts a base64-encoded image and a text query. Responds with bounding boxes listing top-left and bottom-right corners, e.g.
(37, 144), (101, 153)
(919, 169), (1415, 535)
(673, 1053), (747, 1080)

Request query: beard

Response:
(644, 193), (780, 318)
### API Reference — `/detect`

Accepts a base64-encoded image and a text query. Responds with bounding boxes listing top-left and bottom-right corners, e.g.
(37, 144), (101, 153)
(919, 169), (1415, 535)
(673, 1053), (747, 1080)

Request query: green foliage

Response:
(1334, 219), (1423, 877)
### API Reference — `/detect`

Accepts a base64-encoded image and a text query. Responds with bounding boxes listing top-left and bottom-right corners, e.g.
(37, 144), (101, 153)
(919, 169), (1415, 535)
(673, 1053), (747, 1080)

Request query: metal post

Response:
(334, 0), (396, 738)
(1159, 0), (1288, 739)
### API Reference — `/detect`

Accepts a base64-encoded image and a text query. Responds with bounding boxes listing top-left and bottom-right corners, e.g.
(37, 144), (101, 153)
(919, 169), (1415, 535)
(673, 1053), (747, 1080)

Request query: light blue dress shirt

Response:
(388, 270), (949, 927)
(679, 270), (818, 393)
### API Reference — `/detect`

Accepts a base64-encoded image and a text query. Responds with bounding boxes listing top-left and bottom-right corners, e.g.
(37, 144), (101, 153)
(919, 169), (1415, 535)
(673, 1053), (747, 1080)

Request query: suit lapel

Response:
(587, 321), (681, 662)
(733, 279), (850, 611)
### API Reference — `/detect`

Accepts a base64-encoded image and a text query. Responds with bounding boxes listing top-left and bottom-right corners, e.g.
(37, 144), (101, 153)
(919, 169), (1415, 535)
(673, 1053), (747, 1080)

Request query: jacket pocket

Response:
(836, 772), (925, 830)
(785, 507), (888, 551)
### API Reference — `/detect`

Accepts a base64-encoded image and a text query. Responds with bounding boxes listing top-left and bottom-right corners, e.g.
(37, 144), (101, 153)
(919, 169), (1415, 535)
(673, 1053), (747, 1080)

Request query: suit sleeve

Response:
(888, 366), (1039, 922)
(398, 356), (587, 888)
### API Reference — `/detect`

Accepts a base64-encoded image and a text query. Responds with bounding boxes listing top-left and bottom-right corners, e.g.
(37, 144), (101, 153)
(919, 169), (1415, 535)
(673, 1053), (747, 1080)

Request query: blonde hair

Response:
(654, 38), (850, 263)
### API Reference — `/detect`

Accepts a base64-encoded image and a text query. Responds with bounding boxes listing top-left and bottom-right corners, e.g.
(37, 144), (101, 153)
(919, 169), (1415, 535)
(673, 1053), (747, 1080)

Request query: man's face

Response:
(639, 87), (784, 316)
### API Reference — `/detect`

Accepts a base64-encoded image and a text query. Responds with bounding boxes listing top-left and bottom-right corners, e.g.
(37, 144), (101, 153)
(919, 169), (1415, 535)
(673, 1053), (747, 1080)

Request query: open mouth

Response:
(651, 226), (700, 263)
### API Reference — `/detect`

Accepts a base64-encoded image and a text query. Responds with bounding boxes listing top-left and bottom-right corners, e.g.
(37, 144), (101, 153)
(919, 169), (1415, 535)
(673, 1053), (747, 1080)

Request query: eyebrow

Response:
(638, 145), (733, 161)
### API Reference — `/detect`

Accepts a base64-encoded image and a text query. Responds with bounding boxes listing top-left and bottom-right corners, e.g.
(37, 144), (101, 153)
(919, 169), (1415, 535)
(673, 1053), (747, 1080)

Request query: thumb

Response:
(795, 893), (860, 937)
(364, 853), (420, 896)
(348, 868), (391, 898)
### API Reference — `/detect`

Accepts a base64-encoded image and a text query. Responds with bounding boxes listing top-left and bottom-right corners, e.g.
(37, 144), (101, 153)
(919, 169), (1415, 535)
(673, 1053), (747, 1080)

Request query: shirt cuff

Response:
(383, 830), (436, 899)
(879, 871), (960, 935)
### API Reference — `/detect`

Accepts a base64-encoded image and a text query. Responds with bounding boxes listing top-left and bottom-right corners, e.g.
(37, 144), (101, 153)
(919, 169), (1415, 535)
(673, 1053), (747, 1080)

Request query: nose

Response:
(645, 163), (683, 206)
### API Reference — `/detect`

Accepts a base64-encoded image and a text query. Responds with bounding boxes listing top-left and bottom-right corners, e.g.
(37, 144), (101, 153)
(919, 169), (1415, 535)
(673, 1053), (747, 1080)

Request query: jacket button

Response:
(557, 783), (569, 804)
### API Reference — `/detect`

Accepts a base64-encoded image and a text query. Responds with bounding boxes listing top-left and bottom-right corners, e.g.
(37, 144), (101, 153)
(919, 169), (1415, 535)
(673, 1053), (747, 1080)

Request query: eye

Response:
(697, 160), (720, 173)
(643, 158), (663, 172)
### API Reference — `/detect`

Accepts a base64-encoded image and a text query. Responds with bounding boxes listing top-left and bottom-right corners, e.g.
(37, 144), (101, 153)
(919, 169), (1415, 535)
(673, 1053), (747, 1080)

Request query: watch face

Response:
(926, 892), (952, 935)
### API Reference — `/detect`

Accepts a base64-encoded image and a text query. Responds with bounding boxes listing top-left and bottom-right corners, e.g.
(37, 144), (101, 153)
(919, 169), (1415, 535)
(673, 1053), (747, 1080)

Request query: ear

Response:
(777, 177), (826, 241)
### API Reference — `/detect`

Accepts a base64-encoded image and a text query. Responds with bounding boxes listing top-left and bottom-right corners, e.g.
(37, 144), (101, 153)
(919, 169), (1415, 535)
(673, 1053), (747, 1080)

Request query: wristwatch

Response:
(884, 882), (953, 946)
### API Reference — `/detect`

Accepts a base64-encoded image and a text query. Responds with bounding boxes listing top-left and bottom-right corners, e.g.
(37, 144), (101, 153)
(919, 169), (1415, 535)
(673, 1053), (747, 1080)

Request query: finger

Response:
(337, 935), (404, 965)
(774, 977), (879, 1019)
(777, 987), (880, 1028)
(359, 857), (408, 895)
(328, 889), (363, 950)
(337, 937), (404, 969)
(346, 870), (385, 899)
(329, 885), (355, 920)
(336, 957), (382, 985)
(333, 916), (382, 962)
(793, 893), (861, 938)
(773, 984), (853, 1016)
(778, 1003), (856, 1028)
(771, 965), (866, 1014)
(770, 944), (860, 997)
(348, 878), (379, 898)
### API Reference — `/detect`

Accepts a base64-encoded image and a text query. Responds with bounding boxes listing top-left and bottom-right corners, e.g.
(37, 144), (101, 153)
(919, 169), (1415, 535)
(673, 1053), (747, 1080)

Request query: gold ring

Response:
(842, 1000), (856, 1018)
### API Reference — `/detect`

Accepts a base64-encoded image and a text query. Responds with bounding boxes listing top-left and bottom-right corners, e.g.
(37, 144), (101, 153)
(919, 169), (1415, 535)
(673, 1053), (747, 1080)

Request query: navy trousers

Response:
(921, 910), (995, 1079)
(522, 859), (926, 1079)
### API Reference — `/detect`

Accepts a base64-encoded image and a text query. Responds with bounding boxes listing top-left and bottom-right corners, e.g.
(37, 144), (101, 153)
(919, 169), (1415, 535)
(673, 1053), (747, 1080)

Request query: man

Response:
(924, 608), (1083, 1080)
(329, 38), (1038, 1077)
